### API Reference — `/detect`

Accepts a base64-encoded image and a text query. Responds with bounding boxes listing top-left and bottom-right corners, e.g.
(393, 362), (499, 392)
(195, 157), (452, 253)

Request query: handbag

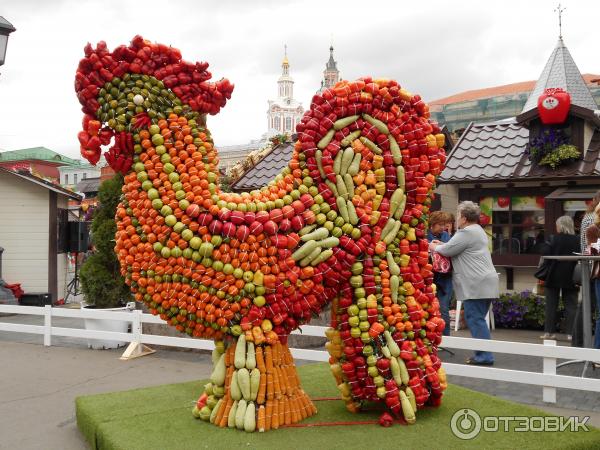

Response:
(432, 252), (452, 274)
(534, 257), (551, 281)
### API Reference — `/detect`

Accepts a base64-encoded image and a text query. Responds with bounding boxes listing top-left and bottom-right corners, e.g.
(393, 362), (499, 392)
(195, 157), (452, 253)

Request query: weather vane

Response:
(555, 3), (565, 39)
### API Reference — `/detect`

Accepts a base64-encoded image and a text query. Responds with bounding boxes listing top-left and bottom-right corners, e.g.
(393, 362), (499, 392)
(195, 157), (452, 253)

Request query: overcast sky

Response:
(1, 0), (599, 159)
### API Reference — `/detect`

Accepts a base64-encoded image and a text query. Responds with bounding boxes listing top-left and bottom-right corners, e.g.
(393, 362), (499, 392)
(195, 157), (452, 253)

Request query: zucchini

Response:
(383, 220), (402, 244)
(400, 391), (416, 424)
(292, 239), (320, 261)
(244, 401), (256, 432)
(210, 353), (226, 386)
(231, 370), (242, 400)
(389, 135), (402, 164)
(359, 136), (382, 154)
(384, 330), (400, 357)
(317, 236), (340, 248)
(317, 129), (335, 149)
(228, 400), (239, 428)
(235, 399), (247, 429)
(347, 153), (361, 176)
(391, 275), (400, 303)
(396, 166), (405, 190)
(300, 246), (322, 267)
(299, 224), (317, 236)
(246, 342), (256, 370)
(340, 147), (355, 174)
(343, 173), (355, 199)
(336, 197), (350, 222)
(310, 248), (334, 266)
(333, 114), (360, 130)
(346, 200), (359, 225)
(326, 180), (339, 196)
(389, 188), (405, 218)
(315, 150), (327, 179)
(386, 251), (400, 276)
(362, 113), (389, 135)
(394, 194), (406, 220)
(234, 334), (246, 369)
(301, 227), (329, 242)
(341, 130), (361, 148)
(336, 175), (349, 200)
(333, 150), (342, 174)
(250, 368), (260, 401)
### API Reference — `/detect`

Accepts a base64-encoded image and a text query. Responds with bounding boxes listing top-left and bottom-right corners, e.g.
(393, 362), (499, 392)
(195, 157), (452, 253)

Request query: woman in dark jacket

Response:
(541, 216), (580, 340)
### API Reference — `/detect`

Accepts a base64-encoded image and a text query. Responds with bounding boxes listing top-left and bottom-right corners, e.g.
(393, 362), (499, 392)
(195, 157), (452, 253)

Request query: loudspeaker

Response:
(20, 292), (52, 307)
(68, 221), (90, 253)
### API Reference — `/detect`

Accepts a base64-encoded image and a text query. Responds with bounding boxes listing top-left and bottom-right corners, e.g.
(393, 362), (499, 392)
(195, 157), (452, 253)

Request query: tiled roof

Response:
(521, 39), (598, 113)
(429, 74), (600, 107)
(76, 177), (101, 194)
(439, 119), (600, 184)
(0, 166), (82, 200)
(230, 142), (294, 191)
(0, 147), (80, 166)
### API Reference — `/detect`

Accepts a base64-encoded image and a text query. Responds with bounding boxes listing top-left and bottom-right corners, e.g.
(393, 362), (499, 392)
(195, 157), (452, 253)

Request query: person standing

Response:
(541, 216), (580, 340)
(581, 192), (600, 253)
(585, 208), (600, 351)
(429, 201), (498, 365)
(427, 211), (453, 336)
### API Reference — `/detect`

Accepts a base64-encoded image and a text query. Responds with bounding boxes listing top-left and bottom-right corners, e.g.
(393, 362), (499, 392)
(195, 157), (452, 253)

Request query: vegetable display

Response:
(74, 36), (447, 430)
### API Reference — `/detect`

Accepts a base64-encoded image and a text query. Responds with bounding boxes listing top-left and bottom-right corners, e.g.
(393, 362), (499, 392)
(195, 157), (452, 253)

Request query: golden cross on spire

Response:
(555, 3), (566, 39)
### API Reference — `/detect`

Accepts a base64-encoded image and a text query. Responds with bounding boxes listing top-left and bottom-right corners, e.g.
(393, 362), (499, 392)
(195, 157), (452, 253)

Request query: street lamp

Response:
(0, 17), (16, 67)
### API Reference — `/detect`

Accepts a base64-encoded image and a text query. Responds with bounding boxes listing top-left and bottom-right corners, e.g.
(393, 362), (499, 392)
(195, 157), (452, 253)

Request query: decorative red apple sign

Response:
(537, 88), (571, 125)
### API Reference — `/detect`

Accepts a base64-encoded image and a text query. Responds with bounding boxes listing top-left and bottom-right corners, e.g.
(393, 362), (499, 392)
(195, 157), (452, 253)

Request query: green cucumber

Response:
(333, 115), (360, 130)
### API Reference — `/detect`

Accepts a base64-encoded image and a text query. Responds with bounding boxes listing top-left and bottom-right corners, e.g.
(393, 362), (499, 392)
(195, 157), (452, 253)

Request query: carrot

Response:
(272, 366), (281, 399)
(256, 346), (266, 373)
(218, 396), (233, 428)
(257, 372), (267, 404)
(277, 366), (288, 396)
(265, 399), (273, 431)
(224, 365), (234, 390)
(278, 398), (285, 426)
(271, 399), (279, 429)
(284, 397), (292, 425)
(225, 344), (235, 367)
(265, 346), (274, 373)
(266, 372), (274, 400)
(214, 392), (229, 426)
(257, 405), (266, 432)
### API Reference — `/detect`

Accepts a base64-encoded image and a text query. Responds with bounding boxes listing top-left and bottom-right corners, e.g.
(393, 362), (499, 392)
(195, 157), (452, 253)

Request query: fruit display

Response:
(75, 36), (447, 430)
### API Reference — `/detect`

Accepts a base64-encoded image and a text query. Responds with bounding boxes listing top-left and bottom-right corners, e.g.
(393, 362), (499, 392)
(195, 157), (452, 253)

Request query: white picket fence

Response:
(1, 304), (600, 404)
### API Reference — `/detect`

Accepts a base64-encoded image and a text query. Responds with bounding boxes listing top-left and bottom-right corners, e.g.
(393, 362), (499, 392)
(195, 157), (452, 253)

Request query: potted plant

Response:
(526, 128), (581, 169)
(79, 174), (134, 349)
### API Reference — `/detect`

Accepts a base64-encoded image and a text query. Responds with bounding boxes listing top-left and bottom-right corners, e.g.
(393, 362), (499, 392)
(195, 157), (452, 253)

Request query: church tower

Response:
(323, 45), (340, 89)
(267, 46), (304, 136)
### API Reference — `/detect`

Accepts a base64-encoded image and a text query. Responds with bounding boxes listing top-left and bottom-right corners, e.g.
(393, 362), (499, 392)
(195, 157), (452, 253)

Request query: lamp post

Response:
(0, 17), (16, 67)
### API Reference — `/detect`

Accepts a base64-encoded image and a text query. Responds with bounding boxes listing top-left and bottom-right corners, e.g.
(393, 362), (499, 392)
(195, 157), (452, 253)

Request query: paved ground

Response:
(1, 312), (600, 449)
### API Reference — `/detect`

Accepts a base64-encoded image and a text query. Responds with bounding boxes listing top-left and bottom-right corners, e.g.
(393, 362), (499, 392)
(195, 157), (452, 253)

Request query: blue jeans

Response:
(594, 280), (600, 349)
(463, 299), (494, 363)
(435, 274), (453, 336)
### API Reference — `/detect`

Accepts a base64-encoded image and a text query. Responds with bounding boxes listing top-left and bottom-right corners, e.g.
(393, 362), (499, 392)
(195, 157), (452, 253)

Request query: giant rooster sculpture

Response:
(75, 36), (448, 432)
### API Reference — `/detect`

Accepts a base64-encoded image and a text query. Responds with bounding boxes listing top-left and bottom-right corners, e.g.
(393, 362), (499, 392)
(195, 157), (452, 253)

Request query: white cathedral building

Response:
(266, 49), (304, 135)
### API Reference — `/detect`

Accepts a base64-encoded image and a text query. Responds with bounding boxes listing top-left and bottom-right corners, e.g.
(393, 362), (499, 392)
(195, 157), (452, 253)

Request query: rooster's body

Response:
(75, 36), (447, 429)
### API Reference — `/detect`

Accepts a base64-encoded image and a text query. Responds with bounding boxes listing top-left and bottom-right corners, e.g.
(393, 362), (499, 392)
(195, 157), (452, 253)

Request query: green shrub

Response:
(79, 175), (132, 308)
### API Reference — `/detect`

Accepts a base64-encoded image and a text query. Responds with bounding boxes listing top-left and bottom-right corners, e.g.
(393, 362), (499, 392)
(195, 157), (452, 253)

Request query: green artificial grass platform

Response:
(76, 363), (599, 450)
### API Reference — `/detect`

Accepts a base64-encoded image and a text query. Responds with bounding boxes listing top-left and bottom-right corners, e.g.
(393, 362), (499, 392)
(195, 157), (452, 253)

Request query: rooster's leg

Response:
(193, 338), (316, 431)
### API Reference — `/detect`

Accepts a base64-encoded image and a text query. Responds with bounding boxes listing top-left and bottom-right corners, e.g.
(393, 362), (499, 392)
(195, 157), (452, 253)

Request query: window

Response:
(74, 174), (78, 184)
(274, 116), (281, 131)
(83, 173), (87, 180)
(64, 174), (69, 185)
(285, 117), (292, 131)
(480, 196), (545, 255)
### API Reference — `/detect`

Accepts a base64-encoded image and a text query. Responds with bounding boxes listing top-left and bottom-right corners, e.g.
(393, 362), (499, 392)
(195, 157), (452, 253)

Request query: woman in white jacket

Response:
(430, 201), (499, 365)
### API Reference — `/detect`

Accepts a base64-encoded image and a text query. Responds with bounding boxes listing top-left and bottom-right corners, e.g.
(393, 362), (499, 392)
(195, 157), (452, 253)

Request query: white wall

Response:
(0, 173), (49, 292)
(56, 195), (69, 301)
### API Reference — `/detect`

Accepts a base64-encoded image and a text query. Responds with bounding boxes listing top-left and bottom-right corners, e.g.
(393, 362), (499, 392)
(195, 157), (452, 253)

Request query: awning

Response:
(545, 187), (599, 200)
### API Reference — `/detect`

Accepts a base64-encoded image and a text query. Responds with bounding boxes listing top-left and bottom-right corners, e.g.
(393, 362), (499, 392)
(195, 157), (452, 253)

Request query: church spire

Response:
(277, 45), (293, 99)
(321, 45), (340, 91)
